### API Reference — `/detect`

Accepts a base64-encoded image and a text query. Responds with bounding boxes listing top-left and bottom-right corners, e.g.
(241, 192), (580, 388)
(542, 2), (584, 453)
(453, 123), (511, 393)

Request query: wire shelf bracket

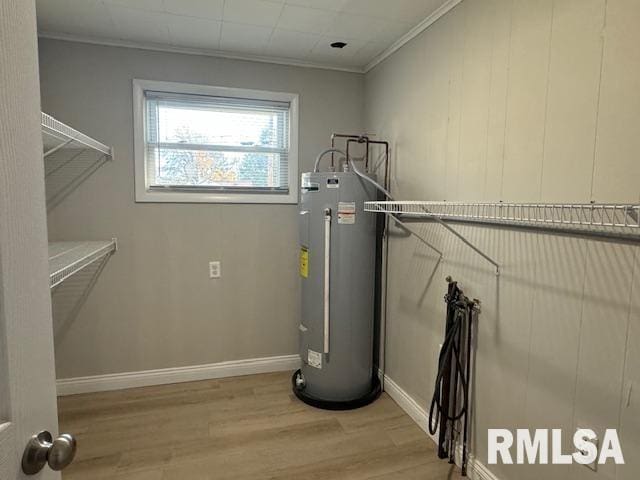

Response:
(385, 214), (444, 259)
(49, 239), (117, 289)
(41, 112), (113, 159)
(366, 201), (501, 275)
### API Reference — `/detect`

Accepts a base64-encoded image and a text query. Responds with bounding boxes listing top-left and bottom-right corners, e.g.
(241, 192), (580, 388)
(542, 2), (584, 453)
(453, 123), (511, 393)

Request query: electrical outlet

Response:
(209, 261), (221, 279)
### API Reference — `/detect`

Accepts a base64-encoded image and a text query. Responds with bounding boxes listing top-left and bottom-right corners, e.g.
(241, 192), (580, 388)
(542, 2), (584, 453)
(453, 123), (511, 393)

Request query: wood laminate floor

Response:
(58, 371), (464, 479)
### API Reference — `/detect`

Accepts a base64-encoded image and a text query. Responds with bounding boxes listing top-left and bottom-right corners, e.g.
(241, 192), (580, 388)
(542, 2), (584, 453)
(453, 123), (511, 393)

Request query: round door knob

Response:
(22, 430), (77, 475)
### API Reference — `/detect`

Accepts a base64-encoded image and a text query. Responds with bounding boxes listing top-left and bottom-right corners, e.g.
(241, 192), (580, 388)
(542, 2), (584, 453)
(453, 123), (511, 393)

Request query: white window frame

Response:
(133, 79), (299, 204)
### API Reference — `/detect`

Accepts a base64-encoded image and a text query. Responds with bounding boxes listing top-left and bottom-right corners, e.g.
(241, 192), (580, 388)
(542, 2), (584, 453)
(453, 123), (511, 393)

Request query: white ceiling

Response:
(36, 0), (453, 71)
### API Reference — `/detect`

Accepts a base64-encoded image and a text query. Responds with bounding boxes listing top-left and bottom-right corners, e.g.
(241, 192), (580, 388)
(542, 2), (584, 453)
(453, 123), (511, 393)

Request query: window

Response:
(133, 80), (298, 203)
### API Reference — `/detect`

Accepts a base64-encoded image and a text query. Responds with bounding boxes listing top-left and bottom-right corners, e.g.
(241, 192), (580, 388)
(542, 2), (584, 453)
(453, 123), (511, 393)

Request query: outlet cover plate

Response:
(209, 261), (221, 279)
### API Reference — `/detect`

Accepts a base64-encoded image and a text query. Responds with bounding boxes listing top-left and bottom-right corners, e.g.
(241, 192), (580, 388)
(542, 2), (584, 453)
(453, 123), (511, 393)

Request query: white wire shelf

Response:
(365, 201), (640, 239)
(49, 240), (117, 289)
(41, 112), (113, 158)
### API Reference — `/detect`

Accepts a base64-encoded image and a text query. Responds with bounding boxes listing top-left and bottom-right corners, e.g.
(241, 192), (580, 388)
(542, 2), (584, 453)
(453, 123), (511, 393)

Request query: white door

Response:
(0, 1), (65, 479)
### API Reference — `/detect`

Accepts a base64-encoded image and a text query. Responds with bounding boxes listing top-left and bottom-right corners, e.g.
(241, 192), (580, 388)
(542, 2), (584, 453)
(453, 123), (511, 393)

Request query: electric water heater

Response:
(293, 170), (381, 409)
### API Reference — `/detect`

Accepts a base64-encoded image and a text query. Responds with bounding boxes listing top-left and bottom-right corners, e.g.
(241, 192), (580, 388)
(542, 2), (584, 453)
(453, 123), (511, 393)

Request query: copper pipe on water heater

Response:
(331, 133), (365, 171)
(345, 137), (389, 174)
(346, 137), (370, 171)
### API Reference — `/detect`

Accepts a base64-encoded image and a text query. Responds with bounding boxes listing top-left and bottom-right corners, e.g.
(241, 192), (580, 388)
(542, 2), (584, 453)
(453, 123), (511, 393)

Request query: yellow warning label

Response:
(300, 246), (309, 278)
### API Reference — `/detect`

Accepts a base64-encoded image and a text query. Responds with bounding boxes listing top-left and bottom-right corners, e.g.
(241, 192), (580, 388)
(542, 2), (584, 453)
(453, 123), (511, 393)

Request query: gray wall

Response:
(365, 1), (639, 479)
(39, 39), (364, 379)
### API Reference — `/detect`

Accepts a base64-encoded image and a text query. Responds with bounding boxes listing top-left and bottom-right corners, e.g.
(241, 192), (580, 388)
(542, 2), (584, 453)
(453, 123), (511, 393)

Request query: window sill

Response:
(135, 189), (298, 204)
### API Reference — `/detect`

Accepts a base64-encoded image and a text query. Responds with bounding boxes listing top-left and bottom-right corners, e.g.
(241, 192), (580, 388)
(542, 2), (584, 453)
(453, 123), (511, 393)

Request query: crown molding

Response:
(364, 0), (463, 73)
(38, 31), (365, 74)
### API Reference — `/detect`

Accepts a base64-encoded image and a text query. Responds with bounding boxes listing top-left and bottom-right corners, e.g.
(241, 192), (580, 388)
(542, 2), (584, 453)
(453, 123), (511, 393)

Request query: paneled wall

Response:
(365, 1), (639, 479)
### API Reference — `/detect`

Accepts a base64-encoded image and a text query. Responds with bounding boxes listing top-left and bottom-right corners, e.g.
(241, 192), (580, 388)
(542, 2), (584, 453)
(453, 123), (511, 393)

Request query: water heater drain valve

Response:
(295, 372), (306, 389)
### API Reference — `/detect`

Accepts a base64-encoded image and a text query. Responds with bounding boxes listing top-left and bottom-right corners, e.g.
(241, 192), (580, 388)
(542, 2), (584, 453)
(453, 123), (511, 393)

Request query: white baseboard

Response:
(57, 354), (301, 396)
(383, 375), (434, 439)
(382, 374), (500, 480)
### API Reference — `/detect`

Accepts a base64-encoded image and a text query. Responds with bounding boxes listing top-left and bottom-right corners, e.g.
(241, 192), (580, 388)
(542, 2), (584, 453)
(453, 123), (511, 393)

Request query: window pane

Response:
(144, 90), (290, 192)
(149, 147), (287, 189)
(157, 104), (286, 149)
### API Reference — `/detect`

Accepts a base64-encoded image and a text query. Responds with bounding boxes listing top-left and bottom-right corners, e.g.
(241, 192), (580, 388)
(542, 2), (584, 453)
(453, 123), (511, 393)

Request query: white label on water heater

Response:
(308, 349), (322, 369)
(338, 202), (356, 224)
